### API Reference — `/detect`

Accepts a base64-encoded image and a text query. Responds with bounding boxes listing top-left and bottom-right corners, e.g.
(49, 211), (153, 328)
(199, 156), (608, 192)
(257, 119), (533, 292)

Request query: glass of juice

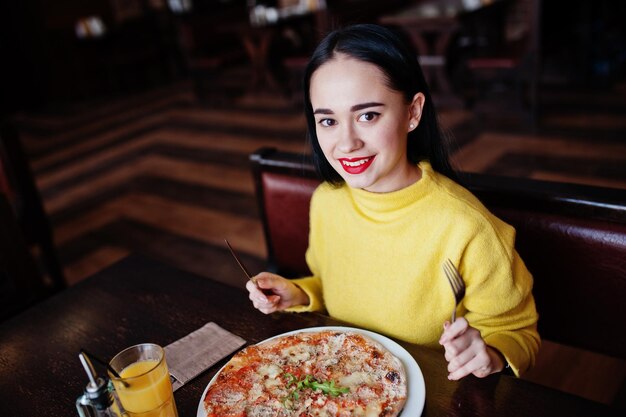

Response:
(108, 343), (178, 417)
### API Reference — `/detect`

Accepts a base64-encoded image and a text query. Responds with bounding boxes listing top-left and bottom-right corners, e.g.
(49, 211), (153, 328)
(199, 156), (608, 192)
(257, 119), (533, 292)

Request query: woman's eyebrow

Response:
(313, 102), (384, 115)
(351, 102), (384, 111)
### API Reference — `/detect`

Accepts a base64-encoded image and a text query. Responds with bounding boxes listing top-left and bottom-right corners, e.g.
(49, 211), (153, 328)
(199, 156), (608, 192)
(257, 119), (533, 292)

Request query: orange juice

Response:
(109, 344), (178, 417)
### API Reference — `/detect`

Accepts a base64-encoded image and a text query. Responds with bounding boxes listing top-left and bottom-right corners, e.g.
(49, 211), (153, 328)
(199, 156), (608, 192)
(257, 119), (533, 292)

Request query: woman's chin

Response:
(343, 176), (374, 191)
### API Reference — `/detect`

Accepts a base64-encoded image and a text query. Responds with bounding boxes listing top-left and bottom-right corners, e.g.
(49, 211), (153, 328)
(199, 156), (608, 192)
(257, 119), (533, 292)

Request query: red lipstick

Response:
(338, 156), (375, 174)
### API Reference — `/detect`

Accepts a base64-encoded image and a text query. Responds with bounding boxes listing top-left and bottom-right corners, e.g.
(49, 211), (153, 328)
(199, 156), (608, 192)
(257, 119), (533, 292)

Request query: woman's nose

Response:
(336, 124), (363, 153)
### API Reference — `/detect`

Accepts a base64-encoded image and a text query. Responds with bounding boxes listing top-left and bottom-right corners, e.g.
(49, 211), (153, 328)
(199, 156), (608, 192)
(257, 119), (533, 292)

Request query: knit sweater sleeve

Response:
(460, 218), (540, 376)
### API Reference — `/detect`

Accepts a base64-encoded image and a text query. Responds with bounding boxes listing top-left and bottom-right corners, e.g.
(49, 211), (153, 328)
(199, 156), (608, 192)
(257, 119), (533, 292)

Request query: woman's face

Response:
(309, 53), (425, 193)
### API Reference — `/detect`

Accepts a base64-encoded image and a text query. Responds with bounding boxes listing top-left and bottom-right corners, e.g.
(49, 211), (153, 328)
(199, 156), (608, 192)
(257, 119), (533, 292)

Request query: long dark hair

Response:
(303, 23), (456, 185)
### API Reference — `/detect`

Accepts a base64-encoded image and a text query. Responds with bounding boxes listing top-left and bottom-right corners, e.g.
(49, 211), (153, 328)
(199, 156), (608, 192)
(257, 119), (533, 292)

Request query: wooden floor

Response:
(14, 68), (626, 407)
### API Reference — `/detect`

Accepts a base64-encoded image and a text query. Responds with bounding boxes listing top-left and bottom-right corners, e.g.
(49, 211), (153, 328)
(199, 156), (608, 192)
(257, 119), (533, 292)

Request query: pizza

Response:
(203, 329), (407, 417)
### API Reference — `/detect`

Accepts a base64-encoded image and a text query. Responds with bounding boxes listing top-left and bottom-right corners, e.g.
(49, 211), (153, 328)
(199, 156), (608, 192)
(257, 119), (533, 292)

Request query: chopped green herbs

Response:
(282, 373), (349, 408)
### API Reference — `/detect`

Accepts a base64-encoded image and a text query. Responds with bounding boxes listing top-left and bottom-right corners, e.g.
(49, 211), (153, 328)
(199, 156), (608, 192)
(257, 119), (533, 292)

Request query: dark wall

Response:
(541, 0), (626, 86)
(1, 0), (48, 114)
(2, 0), (623, 116)
(2, 0), (410, 115)
(1, 0), (193, 115)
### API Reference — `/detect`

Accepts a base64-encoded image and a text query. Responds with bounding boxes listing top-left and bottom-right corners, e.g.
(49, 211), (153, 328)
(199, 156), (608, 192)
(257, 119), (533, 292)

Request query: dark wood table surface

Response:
(0, 254), (617, 416)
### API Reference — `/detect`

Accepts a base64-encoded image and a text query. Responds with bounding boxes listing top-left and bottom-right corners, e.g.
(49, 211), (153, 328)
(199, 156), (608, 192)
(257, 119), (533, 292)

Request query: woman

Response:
(246, 24), (540, 380)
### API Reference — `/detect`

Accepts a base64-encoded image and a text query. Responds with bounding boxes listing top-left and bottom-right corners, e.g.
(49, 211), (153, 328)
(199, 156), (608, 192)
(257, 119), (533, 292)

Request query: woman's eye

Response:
(358, 112), (380, 122)
(319, 118), (336, 127)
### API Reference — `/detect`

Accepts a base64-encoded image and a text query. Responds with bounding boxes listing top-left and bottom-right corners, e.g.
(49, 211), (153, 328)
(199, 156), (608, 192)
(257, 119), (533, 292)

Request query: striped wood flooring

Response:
(14, 71), (626, 406)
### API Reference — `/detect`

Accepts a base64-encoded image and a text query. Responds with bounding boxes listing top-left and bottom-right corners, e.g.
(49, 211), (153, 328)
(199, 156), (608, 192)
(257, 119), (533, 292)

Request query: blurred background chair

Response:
(0, 192), (48, 320)
(460, 0), (542, 128)
(0, 121), (65, 320)
(176, 20), (228, 100)
(174, 12), (246, 100)
(250, 147), (318, 278)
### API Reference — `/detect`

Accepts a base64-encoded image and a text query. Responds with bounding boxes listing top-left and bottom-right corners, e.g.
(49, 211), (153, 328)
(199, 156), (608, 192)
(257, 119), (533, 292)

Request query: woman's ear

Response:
(407, 92), (426, 132)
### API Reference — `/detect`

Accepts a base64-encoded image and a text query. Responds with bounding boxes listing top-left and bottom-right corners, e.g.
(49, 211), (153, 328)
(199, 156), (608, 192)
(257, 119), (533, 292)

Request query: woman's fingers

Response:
(440, 319), (499, 380)
(445, 336), (485, 371)
(246, 280), (267, 302)
(448, 348), (493, 380)
(444, 337), (473, 365)
(439, 317), (469, 345)
(246, 276), (278, 314)
(251, 293), (281, 314)
(247, 272), (300, 314)
(246, 272), (308, 313)
(443, 330), (480, 371)
(256, 272), (292, 294)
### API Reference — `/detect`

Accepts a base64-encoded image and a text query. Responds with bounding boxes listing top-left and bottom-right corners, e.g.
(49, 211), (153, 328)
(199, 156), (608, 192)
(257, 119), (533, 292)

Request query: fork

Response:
(442, 259), (466, 323)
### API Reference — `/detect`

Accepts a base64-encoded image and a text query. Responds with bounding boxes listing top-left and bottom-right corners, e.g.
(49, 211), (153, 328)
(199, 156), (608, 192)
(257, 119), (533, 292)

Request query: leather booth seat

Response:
(250, 147), (626, 360)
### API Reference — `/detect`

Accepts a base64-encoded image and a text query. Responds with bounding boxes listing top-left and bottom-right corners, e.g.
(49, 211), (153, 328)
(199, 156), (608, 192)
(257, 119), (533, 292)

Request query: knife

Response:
(224, 239), (258, 285)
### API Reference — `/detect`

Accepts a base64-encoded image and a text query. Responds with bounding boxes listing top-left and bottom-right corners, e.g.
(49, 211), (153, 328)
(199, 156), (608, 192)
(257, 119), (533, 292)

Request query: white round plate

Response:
(197, 325), (425, 417)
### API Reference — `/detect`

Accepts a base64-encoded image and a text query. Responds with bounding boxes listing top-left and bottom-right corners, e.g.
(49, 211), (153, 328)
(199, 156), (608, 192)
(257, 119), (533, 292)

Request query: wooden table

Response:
(223, 8), (325, 97)
(380, 0), (506, 108)
(237, 24), (282, 93)
(0, 254), (616, 416)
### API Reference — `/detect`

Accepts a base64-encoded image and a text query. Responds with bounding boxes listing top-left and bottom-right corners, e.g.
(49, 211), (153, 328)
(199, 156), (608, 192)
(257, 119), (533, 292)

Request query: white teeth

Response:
(342, 158), (370, 167)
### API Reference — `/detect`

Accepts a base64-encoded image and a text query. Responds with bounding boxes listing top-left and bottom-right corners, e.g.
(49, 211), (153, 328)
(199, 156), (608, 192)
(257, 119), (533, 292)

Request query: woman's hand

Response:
(439, 317), (506, 380)
(246, 272), (310, 314)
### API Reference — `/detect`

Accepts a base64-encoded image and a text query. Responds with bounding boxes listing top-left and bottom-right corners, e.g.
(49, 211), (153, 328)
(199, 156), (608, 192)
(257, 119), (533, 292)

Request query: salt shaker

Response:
(76, 351), (124, 417)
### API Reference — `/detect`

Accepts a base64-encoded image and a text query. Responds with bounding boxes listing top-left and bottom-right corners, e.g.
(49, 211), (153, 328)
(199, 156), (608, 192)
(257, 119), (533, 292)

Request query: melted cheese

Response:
(365, 401), (383, 417)
(258, 363), (281, 379)
(282, 343), (314, 363)
(339, 371), (376, 388)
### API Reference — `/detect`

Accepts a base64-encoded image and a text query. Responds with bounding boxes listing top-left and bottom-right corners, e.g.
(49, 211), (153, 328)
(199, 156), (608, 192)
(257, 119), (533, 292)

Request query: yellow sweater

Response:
(289, 162), (540, 376)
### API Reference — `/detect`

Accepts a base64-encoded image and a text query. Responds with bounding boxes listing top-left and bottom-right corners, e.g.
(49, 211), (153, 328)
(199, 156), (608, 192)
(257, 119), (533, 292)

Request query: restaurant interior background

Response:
(1, 0), (625, 408)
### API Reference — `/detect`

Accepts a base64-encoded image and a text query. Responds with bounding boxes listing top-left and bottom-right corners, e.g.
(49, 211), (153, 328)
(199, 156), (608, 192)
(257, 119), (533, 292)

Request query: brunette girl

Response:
(246, 24), (539, 380)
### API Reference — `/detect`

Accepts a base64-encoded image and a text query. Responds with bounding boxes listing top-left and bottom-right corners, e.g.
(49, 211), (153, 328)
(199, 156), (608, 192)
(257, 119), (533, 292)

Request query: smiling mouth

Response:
(338, 156), (375, 174)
